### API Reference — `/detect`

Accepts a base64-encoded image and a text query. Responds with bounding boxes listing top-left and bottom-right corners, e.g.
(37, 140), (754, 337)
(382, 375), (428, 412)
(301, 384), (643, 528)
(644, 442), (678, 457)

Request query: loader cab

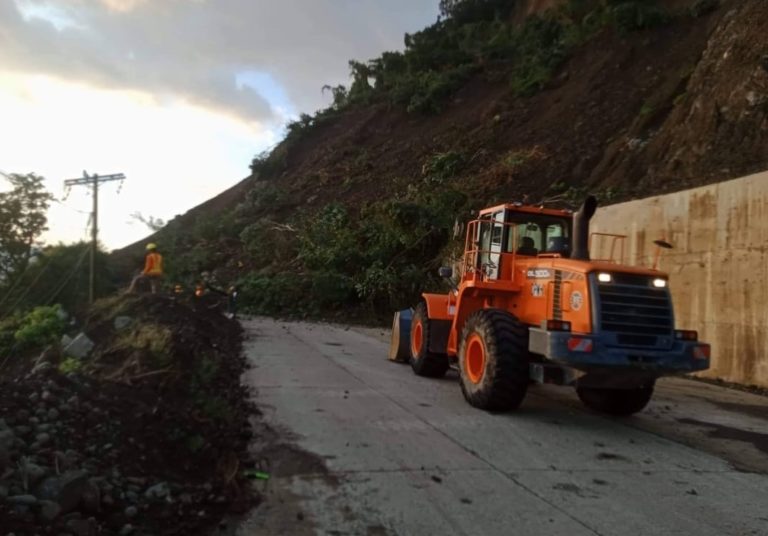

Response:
(474, 205), (572, 280)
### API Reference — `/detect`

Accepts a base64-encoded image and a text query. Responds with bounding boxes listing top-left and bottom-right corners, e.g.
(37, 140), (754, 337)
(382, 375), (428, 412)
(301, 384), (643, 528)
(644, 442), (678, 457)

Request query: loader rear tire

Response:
(576, 384), (655, 416)
(458, 309), (530, 412)
(410, 302), (449, 378)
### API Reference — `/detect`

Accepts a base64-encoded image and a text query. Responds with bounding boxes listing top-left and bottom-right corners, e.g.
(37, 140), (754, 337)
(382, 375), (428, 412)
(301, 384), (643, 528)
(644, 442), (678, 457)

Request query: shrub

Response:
(14, 305), (66, 350)
(59, 357), (83, 374)
(690, 0), (719, 18)
(422, 151), (465, 183)
(611, 2), (670, 34)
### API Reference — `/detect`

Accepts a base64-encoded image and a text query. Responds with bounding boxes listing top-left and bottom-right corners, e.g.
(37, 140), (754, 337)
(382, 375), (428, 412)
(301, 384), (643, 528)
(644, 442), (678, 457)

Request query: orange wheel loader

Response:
(392, 196), (710, 416)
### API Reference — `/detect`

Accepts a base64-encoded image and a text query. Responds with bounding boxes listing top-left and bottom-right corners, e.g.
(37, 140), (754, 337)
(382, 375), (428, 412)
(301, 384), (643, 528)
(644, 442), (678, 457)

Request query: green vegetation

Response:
(319, 0), (673, 116)
(13, 305), (66, 350)
(116, 323), (174, 367)
(0, 173), (54, 283)
(58, 357), (83, 374)
(1, 243), (111, 316)
(238, 153), (468, 318)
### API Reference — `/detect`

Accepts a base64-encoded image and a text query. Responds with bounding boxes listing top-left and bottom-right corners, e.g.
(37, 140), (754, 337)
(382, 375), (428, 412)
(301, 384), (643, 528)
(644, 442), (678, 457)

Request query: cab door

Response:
(477, 211), (504, 280)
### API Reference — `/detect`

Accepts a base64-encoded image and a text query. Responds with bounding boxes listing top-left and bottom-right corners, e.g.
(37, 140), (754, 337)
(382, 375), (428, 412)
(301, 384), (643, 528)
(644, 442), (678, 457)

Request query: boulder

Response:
(64, 333), (95, 360)
(38, 499), (62, 522)
(113, 316), (134, 331)
(36, 470), (89, 513)
(7, 494), (38, 505)
(144, 481), (170, 502)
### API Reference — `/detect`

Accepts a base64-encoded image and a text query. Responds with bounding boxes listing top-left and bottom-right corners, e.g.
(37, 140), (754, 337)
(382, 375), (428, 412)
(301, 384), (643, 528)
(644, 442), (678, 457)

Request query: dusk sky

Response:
(0, 0), (439, 249)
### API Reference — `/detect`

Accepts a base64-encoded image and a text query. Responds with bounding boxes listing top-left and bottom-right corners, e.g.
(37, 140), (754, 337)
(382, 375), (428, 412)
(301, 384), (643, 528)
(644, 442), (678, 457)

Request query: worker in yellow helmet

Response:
(128, 243), (164, 294)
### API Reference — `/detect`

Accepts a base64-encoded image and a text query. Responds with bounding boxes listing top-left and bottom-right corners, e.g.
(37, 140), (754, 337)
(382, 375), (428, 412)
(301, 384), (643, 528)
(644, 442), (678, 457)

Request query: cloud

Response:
(2, 0), (439, 124)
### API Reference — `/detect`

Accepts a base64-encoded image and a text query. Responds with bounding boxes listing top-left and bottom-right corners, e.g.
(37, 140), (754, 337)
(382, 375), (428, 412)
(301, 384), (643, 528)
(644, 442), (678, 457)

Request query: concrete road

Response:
(236, 318), (768, 536)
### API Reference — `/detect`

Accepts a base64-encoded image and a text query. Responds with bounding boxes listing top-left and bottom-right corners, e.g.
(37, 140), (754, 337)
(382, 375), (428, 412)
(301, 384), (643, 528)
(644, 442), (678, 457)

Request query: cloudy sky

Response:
(0, 0), (439, 249)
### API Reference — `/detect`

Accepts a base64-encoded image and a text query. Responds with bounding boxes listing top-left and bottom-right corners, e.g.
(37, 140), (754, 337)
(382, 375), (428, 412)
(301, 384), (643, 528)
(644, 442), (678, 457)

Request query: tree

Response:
(0, 173), (54, 283)
(1, 242), (112, 315)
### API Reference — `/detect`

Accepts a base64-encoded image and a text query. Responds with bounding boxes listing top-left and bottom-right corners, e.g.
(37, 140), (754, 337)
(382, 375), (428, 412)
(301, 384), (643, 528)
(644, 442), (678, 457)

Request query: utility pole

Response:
(64, 171), (126, 303)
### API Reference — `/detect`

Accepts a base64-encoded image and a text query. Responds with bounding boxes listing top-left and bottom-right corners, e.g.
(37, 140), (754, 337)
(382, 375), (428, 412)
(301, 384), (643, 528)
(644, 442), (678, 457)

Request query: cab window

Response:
(505, 215), (571, 257)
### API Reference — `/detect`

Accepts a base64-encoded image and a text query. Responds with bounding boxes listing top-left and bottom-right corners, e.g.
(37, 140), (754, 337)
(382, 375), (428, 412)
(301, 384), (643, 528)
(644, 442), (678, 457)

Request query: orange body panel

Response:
(422, 293), (454, 321)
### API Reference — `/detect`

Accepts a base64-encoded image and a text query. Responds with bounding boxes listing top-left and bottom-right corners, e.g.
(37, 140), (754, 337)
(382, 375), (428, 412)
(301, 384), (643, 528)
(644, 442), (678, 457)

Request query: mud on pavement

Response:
(0, 294), (259, 535)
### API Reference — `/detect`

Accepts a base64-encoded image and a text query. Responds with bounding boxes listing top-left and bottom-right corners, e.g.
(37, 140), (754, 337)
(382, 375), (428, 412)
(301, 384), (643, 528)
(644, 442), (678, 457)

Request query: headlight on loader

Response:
(597, 273), (612, 283)
(653, 278), (667, 288)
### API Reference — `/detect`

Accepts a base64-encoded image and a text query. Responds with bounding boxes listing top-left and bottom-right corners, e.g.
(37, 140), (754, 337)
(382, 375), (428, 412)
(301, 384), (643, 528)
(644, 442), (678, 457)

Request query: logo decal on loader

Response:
(570, 291), (583, 311)
(532, 283), (544, 297)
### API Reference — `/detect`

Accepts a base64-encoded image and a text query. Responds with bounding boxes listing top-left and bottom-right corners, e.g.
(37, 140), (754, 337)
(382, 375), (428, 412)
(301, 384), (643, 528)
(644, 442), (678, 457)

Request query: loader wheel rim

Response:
(412, 320), (423, 358)
(466, 334), (485, 384)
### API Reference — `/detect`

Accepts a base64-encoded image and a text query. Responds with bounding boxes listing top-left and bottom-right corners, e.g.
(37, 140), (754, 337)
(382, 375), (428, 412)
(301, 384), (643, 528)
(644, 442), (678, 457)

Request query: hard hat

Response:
(146, 243), (157, 251)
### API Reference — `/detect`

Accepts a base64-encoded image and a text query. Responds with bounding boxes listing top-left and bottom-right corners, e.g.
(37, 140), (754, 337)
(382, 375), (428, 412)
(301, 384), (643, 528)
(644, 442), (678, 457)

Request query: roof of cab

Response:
(478, 203), (572, 218)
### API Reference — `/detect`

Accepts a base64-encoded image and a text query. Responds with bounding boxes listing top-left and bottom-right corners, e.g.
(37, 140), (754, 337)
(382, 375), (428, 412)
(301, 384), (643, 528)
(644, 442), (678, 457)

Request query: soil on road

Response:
(236, 318), (768, 536)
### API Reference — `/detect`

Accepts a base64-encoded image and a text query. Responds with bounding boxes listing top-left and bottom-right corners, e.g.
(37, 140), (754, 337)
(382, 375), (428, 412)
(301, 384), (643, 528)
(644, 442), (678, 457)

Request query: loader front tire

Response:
(410, 302), (449, 378)
(458, 309), (530, 412)
(576, 384), (655, 416)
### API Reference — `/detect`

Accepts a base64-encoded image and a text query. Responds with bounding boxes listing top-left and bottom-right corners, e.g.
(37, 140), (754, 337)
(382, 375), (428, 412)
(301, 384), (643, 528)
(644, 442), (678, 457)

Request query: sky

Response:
(0, 0), (439, 250)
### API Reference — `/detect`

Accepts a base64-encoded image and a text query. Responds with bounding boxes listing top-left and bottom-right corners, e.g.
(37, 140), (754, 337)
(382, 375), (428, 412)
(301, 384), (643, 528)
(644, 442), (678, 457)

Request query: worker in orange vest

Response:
(128, 243), (164, 294)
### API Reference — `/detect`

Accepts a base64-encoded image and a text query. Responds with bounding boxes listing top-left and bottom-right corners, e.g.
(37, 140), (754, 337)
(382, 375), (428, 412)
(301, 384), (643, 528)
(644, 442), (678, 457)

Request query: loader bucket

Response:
(388, 309), (412, 363)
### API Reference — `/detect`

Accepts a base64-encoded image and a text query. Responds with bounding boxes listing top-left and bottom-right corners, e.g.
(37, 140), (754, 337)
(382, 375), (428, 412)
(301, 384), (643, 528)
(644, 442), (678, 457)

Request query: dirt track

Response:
(236, 318), (768, 536)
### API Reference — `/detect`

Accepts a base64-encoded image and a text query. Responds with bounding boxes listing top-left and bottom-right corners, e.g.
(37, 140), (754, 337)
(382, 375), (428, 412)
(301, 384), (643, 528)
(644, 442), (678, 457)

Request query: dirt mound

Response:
(0, 295), (255, 535)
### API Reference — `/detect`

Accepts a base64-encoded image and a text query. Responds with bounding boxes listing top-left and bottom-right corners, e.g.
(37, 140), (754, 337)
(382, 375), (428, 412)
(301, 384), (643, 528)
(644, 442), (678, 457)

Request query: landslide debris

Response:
(0, 294), (255, 535)
(112, 0), (768, 322)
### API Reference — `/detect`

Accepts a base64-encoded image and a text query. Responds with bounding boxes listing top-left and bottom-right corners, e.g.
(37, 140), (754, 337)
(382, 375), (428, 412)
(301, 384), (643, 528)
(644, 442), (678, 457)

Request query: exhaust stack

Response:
(572, 195), (598, 261)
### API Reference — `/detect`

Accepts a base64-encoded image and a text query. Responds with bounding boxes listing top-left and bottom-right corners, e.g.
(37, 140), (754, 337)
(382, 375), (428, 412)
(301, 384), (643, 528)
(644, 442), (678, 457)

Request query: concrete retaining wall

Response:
(590, 171), (768, 388)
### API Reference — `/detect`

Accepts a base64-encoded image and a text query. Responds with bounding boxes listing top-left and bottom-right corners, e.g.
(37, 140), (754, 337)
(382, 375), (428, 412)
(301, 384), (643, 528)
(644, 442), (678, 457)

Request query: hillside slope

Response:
(113, 0), (768, 320)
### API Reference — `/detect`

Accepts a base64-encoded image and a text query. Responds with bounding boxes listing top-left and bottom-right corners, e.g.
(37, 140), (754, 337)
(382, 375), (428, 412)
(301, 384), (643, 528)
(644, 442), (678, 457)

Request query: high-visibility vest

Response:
(144, 252), (163, 275)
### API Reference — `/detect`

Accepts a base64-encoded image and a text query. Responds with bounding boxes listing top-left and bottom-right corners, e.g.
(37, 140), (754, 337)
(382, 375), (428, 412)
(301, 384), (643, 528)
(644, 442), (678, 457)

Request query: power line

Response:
(64, 170), (126, 303)
(1, 257), (55, 314)
(43, 245), (90, 306)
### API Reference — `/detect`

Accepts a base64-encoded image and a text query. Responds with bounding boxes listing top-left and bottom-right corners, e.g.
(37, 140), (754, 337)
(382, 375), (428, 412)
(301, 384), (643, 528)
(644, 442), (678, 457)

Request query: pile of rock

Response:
(1, 372), (247, 535)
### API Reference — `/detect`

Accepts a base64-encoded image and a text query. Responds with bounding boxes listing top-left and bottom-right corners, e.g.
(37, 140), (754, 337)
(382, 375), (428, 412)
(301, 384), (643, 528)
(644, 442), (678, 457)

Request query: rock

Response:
(0, 483), (8, 499)
(0, 418), (7, 430)
(14, 425), (32, 436)
(114, 316), (133, 331)
(119, 524), (134, 535)
(126, 476), (146, 487)
(35, 432), (51, 445)
(7, 494), (38, 505)
(47, 408), (60, 421)
(31, 361), (53, 375)
(144, 481), (170, 502)
(16, 409), (31, 422)
(0, 429), (15, 451)
(65, 518), (97, 536)
(124, 505), (138, 518)
(39, 499), (62, 521)
(36, 470), (89, 513)
(19, 460), (48, 486)
(81, 479), (101, 513)
(125, 490), (139, 503)
(54, 450), (80, 472)
(41, 390), (54, 402)
(64, 333), (95, 360)
(61, 334), (74, 347)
